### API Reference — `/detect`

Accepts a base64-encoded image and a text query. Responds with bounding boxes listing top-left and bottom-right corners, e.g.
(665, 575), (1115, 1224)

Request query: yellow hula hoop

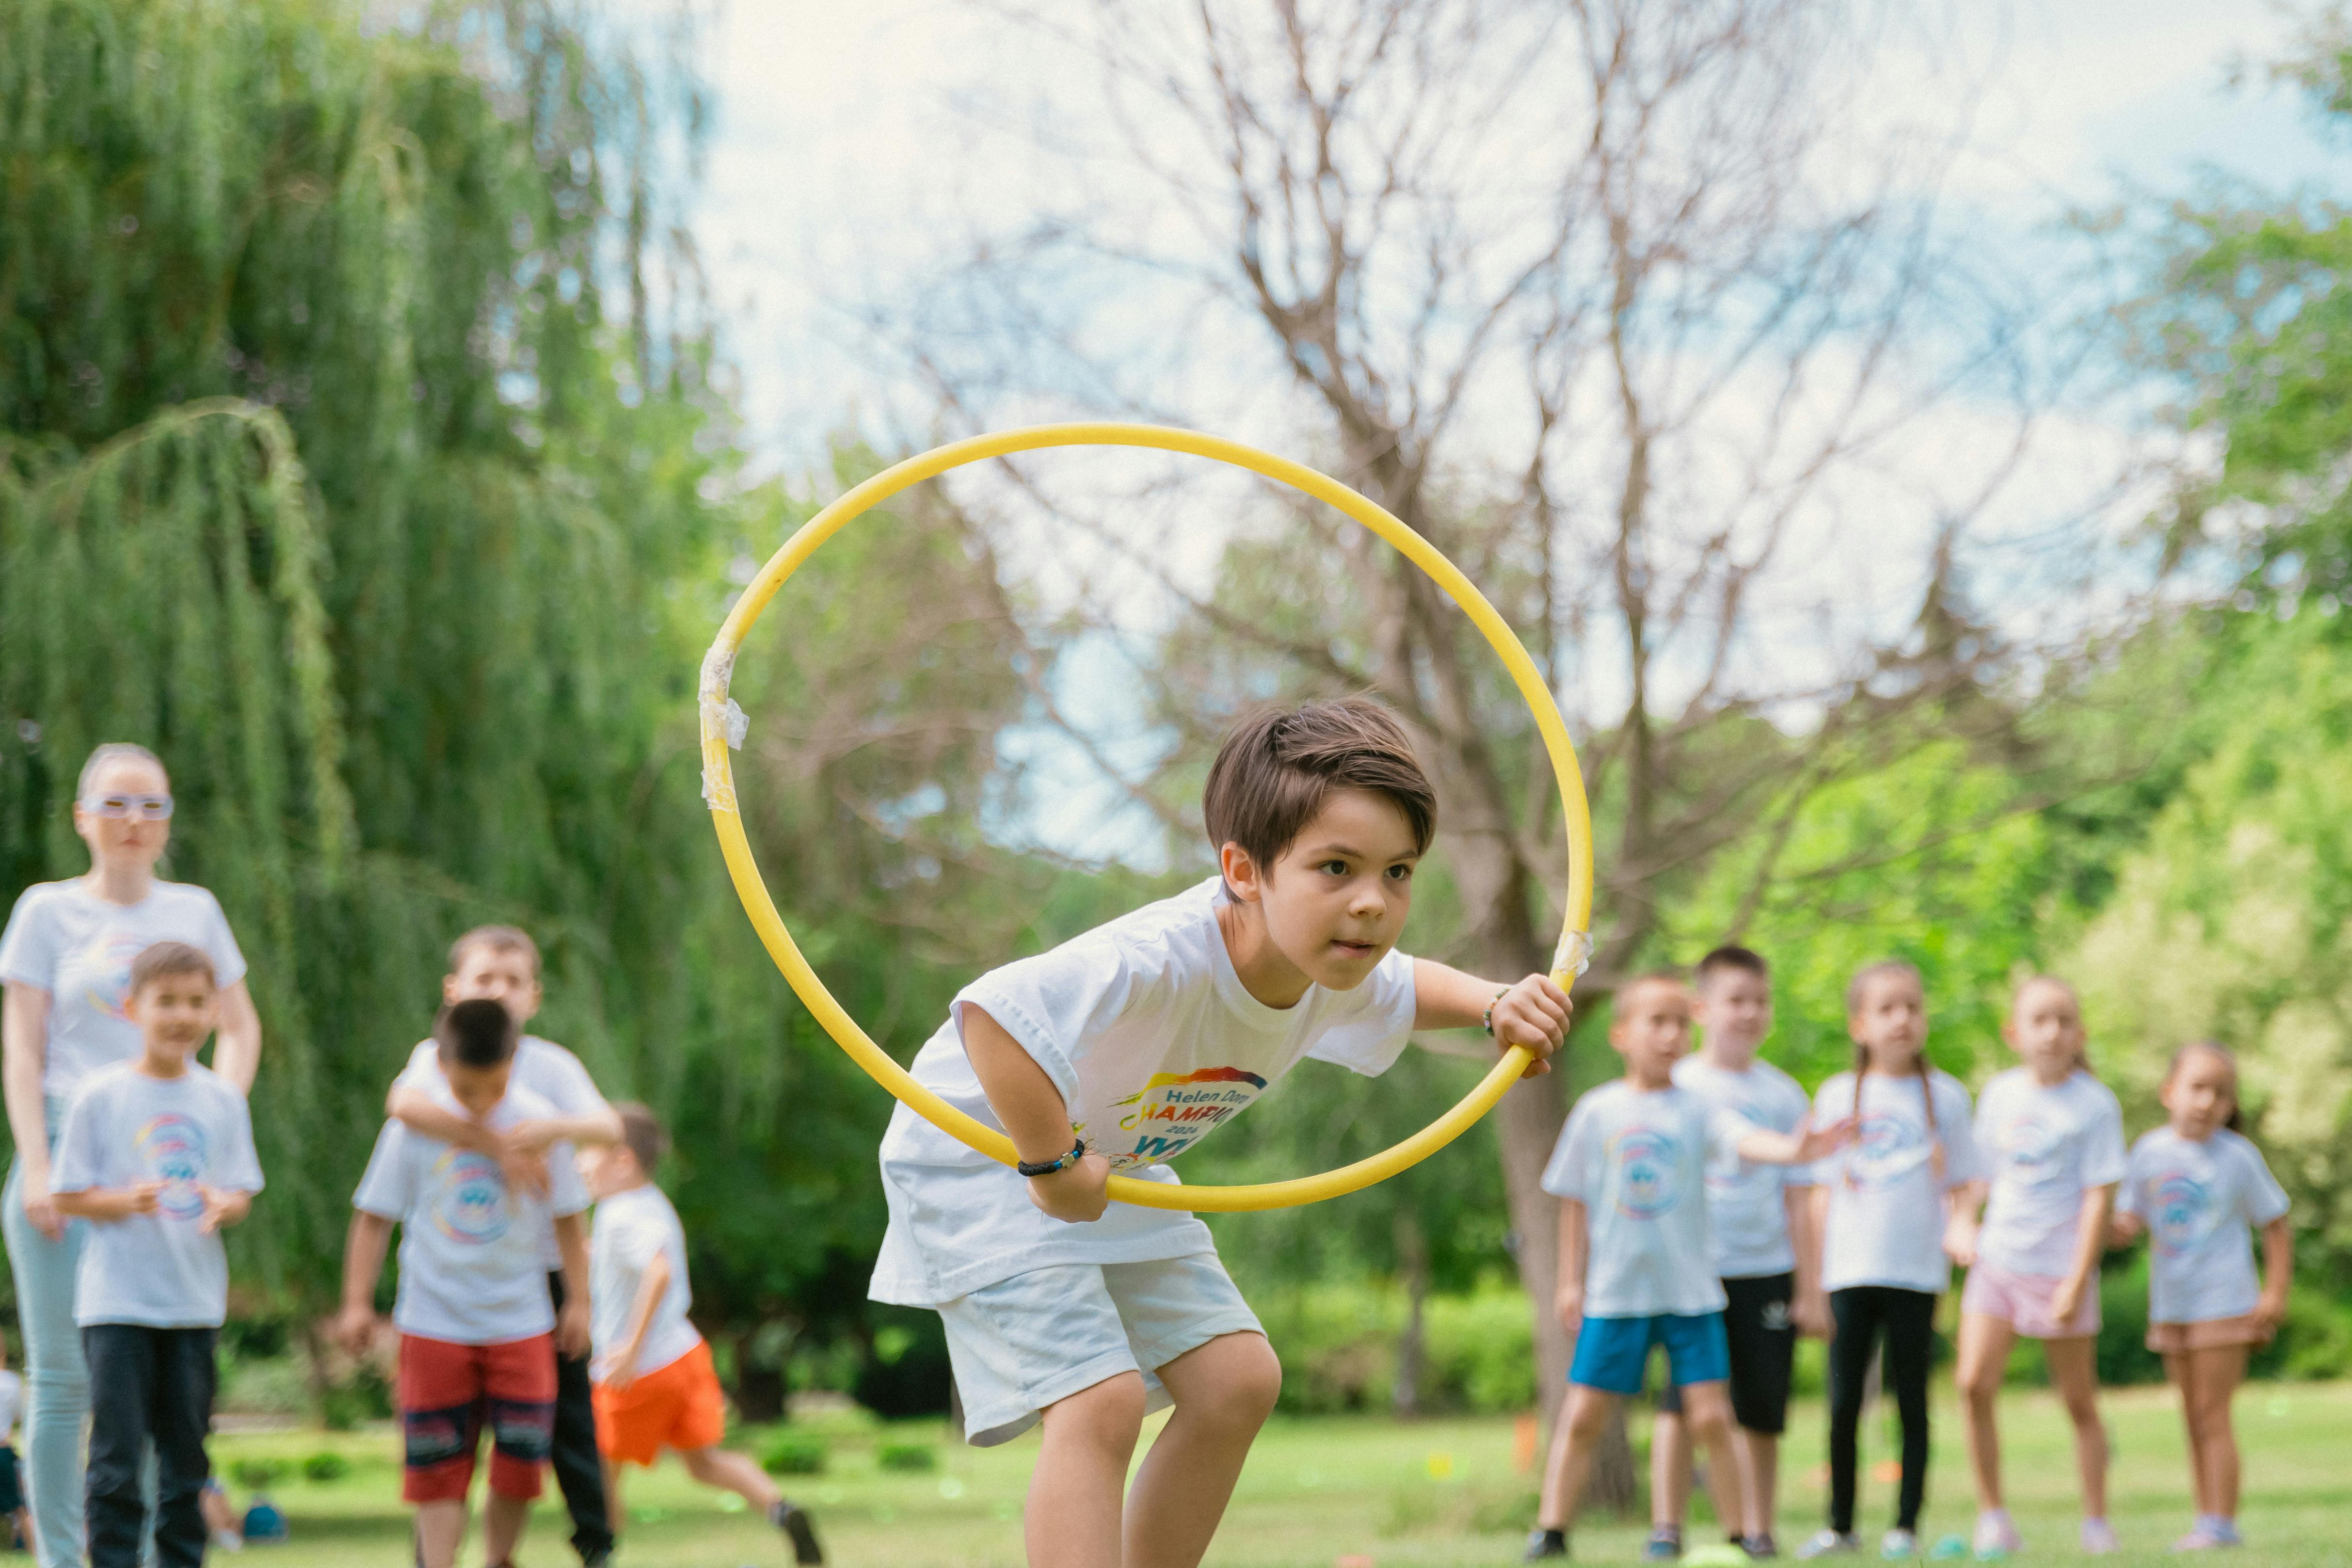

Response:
(698, 423), (1594, 1213)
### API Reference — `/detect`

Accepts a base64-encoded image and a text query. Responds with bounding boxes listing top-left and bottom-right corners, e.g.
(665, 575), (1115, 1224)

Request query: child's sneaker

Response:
(1524, 1528), (1571, 1561)
(1929, 1538), (1970, 1561)
(1881, 1530), (1918, 1560)
(2080, 1519), (2119, 1556)
(770, 1499), (825, 1565)
(1647, 1526), (1685, 1560)
(1794, 1532), (1861, 1559)
(1972, 1510), (2022, 1561)
(1742, 1534), (1780, 1559)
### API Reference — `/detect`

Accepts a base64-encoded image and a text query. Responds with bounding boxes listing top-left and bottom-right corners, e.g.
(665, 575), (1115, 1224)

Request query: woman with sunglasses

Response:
(0, 742), (260, 1568)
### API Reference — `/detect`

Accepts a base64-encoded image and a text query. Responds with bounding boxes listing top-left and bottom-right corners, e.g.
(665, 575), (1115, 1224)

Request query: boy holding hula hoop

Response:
(869, 698), (1571, 1568)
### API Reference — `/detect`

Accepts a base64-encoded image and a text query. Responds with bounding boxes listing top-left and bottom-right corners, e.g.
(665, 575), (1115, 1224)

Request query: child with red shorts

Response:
(337, 999), (592, 1568)
(583, 1104), (821, 1564)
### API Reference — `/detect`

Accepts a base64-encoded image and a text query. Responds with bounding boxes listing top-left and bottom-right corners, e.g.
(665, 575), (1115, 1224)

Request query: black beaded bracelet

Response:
(1017, 1139), (1087, 1178)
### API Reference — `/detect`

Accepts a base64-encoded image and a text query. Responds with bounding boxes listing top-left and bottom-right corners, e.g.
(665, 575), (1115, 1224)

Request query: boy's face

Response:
(2161, 1049), (2236, 1138)
(1694, 967), (1771, 1060)
(1848, 974), (1926, 1063)
(1609, 977), (1692, 1084)
(125, 972), (218, 1064)
(443, 1057), (513, 1116)
(2003, 979), (2084, 1078)
(1226, 787), (1418, 992)
(445, 944), (542, 1025)
(577, 1143), (640, 1200)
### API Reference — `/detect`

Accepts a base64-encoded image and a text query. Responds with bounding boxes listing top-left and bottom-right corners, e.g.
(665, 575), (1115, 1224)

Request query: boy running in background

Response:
(1647, 946), (1823, 1561)
(871, 698), (1571, 1568)
(340, 998), (592, 1568)
(385, 926), (620, 1568)
(50, 943), (263, 1568)
(582, 1104), (822, 1564)
(1529, 974), (1849, 1564)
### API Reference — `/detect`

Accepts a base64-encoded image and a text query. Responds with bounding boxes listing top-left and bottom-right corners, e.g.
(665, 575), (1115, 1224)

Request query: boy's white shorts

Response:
(938, 1253), (1265, 1446)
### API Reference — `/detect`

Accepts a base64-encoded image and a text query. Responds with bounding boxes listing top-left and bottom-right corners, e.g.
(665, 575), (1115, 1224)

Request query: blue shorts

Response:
(1569, 1312), (1729, 1395)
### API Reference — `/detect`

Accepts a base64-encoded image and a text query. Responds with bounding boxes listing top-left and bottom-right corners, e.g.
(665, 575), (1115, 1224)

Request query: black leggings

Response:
(1827, 1286), (1936, 1534)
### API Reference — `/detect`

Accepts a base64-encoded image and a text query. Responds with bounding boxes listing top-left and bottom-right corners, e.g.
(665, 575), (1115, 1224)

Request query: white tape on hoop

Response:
(1552, 928), (1594, 982)
(698, 645), (747, 811)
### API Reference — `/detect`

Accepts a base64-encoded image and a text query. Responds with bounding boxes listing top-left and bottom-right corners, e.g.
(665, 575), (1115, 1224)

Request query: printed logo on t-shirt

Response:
(77, 930), (145, 1023)
(136, 1112), (209, 1221)
(430, 1151), (511, 1245)
(2150, 1170), (2209, 1259)
(1996, 1112), (2063, 1171)
(1104, 1067), (1267, 1170)
(1607, 1126), (1684, 1217)
(1849, 1111), (1931, 1188)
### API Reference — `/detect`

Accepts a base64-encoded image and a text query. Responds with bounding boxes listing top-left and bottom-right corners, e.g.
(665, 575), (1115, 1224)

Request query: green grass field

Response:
(208, 1379), (2352, 1567)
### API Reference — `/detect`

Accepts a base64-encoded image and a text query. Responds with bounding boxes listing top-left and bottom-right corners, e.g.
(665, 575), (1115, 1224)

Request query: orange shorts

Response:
(593, 1339), (726, 1466)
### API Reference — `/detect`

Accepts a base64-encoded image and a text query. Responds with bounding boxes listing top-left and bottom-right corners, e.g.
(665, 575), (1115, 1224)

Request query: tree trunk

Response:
(1393, 1210), (1430, 1419)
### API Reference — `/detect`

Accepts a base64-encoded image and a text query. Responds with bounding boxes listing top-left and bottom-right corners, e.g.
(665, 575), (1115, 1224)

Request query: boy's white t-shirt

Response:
(1672, 1055), (1815, 1280)
(1972, 1067), (2128, 1277)
(590, 1184), (702, 1381)
(0, 880), (248, 1098)
(1540, 1079), (1759, 1318)
(2117, 1126), (2289, 1325)
(868, 877), (1418, 1306)
(49, 1061), (263, 1328)
(1810, 1068), (1980, 1294)
(0, 1369), (20, 1439)
(395, 1034), (609, 1269)
(351, 1083), (589, 1345)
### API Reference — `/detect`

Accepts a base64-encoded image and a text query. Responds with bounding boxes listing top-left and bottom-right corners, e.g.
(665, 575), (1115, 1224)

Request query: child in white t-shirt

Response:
(1646, 946), (1823, 1561)
(2110, 1043), (2291, 1552)
(1526, 974), (1847, 1563)
(49, 942), (263, 1568)
(1795, 961), (1981, 1562)
(871, 699), (1571, 1568)
(1948, 977), (2128, 1558)
(582, 1104), (822, 1563)
(337, 999), (591, 1568)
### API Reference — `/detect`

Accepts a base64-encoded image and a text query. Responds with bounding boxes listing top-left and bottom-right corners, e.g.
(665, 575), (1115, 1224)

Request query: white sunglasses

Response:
(81, 794), (174, 821)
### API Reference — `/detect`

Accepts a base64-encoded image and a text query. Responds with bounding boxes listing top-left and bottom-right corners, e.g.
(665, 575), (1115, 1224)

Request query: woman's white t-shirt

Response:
(0, 879), (247, 1099)
(1811, 1068), (1980, 1294)
(2117, 1126), (2289, 1325)
(590, 1184), (701, 1380)
(1540, 1080), (1759, 1317)
(868, 877), (1418, 1306)
(1972, 1067), (2128, 1277)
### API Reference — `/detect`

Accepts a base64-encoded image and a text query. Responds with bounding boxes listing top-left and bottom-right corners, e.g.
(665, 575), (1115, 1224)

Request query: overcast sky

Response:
(654, 0), (2345, 865)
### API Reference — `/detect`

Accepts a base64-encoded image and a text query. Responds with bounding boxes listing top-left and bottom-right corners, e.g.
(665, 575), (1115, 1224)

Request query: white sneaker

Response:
(2081, 1519), (2119, 1556)
(1881, 1530), (1919, 1559)
(1795, 1532), (1862, 1559)
(1972, 1511), (2022, 1561)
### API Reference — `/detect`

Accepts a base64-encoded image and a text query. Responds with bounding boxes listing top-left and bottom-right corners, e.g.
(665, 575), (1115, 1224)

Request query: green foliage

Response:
(759, 1431), (828, 1476)
(1251, 1279), (1538, 1415)
(300, 1451), (351, 1483)
(229, 1457), (288, 1491)
(874, 1440), (937, 1472)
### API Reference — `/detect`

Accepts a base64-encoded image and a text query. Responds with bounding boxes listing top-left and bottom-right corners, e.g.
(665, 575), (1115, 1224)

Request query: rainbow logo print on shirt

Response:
(1848, 1110), (1932, 1188)
(2151, 1170), (2209, 1259)
(1608, 1125), (1684, 1218)
(431, 1151), (511, 1245)
(135, 1112), (209, 1221)
(1996, 1111), (2061, 1171)
(1107, 1066), (1268, 1170)
(80, 930), (149, 1024)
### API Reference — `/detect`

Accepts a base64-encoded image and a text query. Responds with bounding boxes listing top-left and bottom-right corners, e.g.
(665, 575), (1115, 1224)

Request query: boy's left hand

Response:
(601, 1344), (640, 1391)
(1790, 1117), (1856, 1164)
(557, 1298), (592, 1360)
(195, 1185), (249, 1235)
(1488, 975), (1572, 1075)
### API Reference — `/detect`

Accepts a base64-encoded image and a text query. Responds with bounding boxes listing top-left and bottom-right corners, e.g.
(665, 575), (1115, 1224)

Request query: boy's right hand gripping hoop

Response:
(698, 423), (1595, 1214)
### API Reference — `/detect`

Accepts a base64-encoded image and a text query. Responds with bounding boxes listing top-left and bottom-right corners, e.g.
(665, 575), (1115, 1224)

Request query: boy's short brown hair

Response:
(1694, 945), (1768, 988)
(448, 924), (541, 979)
(128, 941), (215, 998)
(614, 1102), (670, 1177)
(1203, 697), (1436, 874)
(433, 997), (519, 1070)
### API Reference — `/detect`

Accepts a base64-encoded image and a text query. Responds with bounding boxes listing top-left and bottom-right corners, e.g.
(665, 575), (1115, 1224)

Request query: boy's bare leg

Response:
(1954, 1312), (2016, 1509)
(1122, 1332), (1282, 1568)
(603, 1458), (625, 1539)
(1739, 1429), (1780, 1540)
(1676, 1382), (1746, 1536)
(414, 1500), (467, 1568)
(482, 1490), (529, 1566)
(680, 1444), (783, 1512)
(1029, 1372), (1146, 1568)
(2189, 1344), (2247, 1519)
(2043, 1337), (2109, 1520)
(1650, 1411), (1691, 1531)
(1536, 1386), (1623, 1532)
